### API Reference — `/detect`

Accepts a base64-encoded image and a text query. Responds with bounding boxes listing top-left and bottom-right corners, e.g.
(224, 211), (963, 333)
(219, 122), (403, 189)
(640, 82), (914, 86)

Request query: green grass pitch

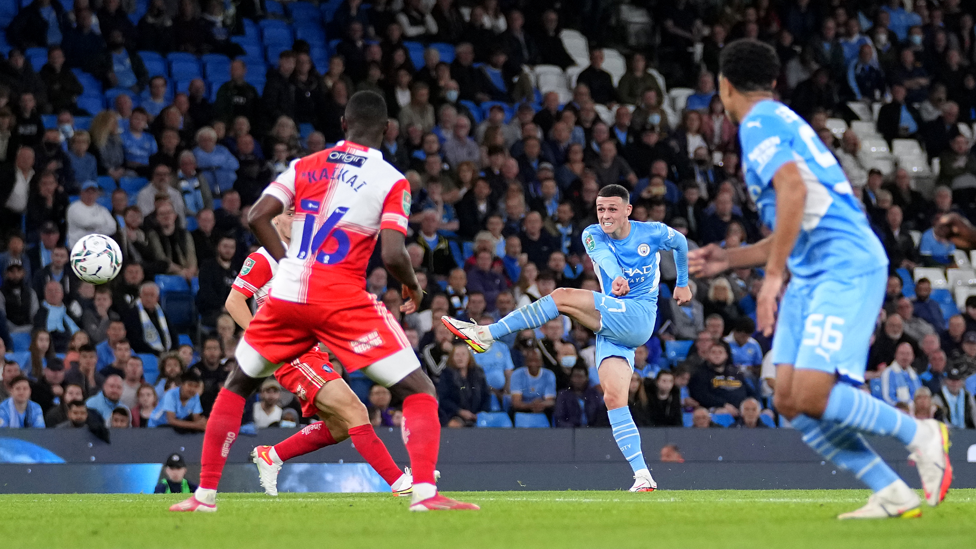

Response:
(3, 490), (974, 549)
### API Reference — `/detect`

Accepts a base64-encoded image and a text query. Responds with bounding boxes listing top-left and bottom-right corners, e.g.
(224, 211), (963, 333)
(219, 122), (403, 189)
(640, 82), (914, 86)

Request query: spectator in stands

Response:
(147, 200), (196, 279)
(214, 60), (259, 127)
(881, 205), (918, 269)
(123, 282), (174, 356)
(937, 134), (976, 196)
(412, 209), (456, 279)
(442, 116), (479, 169)
(28, 353), (63, 412)
(891, 48), (930, 105)
(577, 49), (617, 106)
(923, 101), (961, 161)
(616, 53), (661, 107)
(136, 164), (183, 221)
(700, 192), (747, 245)
(880, 341), (922, 407)
(846, 43), (886, 102)
(510, 347), (556, 418)
(933, 367), (976, 429)
(64, 343), (102, 397)
(0, 147), (35, 240)
(868, 313), (917, 374)
(554, 365), (602, 428)
(689, 340), (754, 417)
(148, 369), (205, 431)
(196, 235), (238, 327)
(38, 47), (82, 115)
(0, 233), (31, 283)
(397, 0), (438, 40)
(519, 211), (559, 268)
(703, 277), (743, 327)
(33, 281), (78, 353)
(877, 83), (921, 144)
(176, 151), (213, 217)
(252, 377), (283, 429)
(84, 373), (123, 426)
(437, 342), (490, 427)
(920, 349), (948, 395)
(735, 397), (767, 428)
(912, 279), (945, 332)
(118, 355), (144, 410)
(8, 0), (62, 49)
(120, 107), (157, 176)
(81, 288), (118, 345)
(645, 370), (682, 427)
(140, 76), (169, 119)
(89, 111), (125, 180)
(97, 30), (147, 93)
(65, 181), (116, 248)
(896, 297), (935, 343)
(1, 260), (38, 333)
(0, 375), (45, 428)
(399, 82), (436, 134)
(724, 317), (763, 373)
(193, 126), (239, 196)
(66, 130), (97, 186)
(99, 337), (131, 379)
(30, 165), (69, 237)
(691, 406), (720, 428)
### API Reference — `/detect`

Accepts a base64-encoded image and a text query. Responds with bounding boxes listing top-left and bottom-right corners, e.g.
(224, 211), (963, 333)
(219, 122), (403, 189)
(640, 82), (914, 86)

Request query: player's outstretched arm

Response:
(248, 195), (287, 262)
(662, 226), (692, 304)
(226, 289), (253, 330)
(936, 213), (976, 250)
(380, 229), (423, 314)
(582, 227), (625, 281)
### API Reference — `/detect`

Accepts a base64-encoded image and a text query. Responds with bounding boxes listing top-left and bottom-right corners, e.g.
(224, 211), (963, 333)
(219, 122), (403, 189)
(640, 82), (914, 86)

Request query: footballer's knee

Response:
(773, 392), (798, 420)
(224, 366), (262, 398)
(392, 368), (437, 399)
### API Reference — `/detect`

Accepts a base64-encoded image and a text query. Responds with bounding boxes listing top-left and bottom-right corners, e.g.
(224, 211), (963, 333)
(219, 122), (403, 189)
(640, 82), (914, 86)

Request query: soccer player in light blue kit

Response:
(690, 39), (951, 519)
(443, 184), (692, 491)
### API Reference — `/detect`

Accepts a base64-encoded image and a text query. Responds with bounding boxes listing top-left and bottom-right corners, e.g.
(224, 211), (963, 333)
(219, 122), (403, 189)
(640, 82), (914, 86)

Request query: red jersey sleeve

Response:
(262, 159), (299, 207)
(232, 252), (273, 298)
(380, 178), (411, 235)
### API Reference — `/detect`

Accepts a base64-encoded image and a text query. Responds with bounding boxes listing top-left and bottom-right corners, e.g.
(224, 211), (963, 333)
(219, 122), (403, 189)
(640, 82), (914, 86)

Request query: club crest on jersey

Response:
(584, 234), (595, 252)
(328, 150), (367, 167)
(402, 190), (411, 216)
(299, 199), (321, 213)
(240, 257), (255, 275)
(637, 243), (651, 257)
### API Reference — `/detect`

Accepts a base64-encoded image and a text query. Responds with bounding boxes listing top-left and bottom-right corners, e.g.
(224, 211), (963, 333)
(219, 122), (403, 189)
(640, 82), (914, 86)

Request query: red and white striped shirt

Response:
(260, 141), (411, 304)
(231, 247), (277, 309)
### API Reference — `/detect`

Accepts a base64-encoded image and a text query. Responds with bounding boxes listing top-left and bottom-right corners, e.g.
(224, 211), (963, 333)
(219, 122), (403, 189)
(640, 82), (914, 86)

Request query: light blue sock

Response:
(607, 406), (646, 474)
(821, 383), (917, 446)
(488, 295), (560, 340)
(792, 414), (901, 492)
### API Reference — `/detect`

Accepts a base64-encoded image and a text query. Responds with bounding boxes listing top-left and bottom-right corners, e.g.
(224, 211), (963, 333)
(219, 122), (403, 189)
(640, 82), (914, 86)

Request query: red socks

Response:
(274, 422), (337, 461)
(348, 424), (402, 486)
(199, 388), (246, 490)
(400, 393), (441, 485)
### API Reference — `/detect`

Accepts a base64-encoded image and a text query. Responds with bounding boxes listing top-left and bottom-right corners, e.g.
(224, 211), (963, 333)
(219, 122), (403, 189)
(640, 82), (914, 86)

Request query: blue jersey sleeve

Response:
(543, 370), (557, 399)
(189, 395), (203, 416)
(656, 224), (689, 287)
(510, 369), (526, 395)
(740, 112), (796, 186)
(582, 226), (624, 280)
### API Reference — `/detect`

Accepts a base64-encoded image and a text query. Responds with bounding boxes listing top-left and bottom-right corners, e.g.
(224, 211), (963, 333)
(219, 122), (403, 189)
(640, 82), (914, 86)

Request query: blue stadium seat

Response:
(514, 412), (550, 428)
(155, 275), (190, 294)
(665, 340), (694, 366)
(138, 353), (159, 385)
(295, 26), (326, 47)
(0, 3), (17, 27)
(177, 334), (193, 347)
(448, 240), (464, 267)
(462, 241), (474, 261)
(73, 70), (103, 95)
(238, 43), (264, 60)
(204, 60), (231, 82)
(346, 369), (373, 403)
(25, 47), (47, 70)
(138, 50), (165, 64)
(682, 411), (694, 427)
(310, 46), (329, 70)
(759, 414), (776, 428)
(299, 123), (314, 139)
(242, 18), (260, 39)
(119, 176), (147, 195)
(74, 116), (93, 130)
(869, 378), (883, 399)
(459, 100), (481, 123)
(200, 53), (229, 65)
(11, 332), (31, 352)
(97, 176), (117, 191)
(143, 58), (168, 78)
(263, 26), (294, 47)
(166, 52), (197, 63)
(185, 216), (198, 232)
(245, 76), (266, 94)
(78, 95), (104, 115)
(896, 267), (915, 299)
(320, 0), (343, 21)
(711, 413), (735, 428)
(96, 195), (112, 210)
(403, 41), (425, 70)
(431, 42), (455, 64)
(41, 114), (57, 129)
(476, 412), (513, 428)
(10, 351), (31, 373)
(190, 277), (199, 296)
(264, 0), (285, 15)
(287, 1), (320, 21)
(68, 195), (81, 204)
(170, 59), (202, 80)
(265, 44), (291, 64)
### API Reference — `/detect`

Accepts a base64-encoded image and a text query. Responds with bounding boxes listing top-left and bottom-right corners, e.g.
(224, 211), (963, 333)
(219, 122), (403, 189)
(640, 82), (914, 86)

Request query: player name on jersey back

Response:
(262, 141), (411, 304)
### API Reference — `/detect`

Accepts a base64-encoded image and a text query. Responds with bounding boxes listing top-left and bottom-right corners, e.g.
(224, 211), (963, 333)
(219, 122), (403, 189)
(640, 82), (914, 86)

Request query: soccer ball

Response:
(70, 234), (123, 284)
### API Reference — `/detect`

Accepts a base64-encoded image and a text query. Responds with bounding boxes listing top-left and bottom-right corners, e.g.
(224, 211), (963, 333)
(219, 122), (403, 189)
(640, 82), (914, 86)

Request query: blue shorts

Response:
(771, 268), (886, 385)
(592, 292), (657, 369)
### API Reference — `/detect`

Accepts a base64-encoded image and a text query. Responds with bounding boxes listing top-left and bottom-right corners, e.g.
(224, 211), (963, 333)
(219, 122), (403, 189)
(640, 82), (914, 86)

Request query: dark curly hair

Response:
(719, 39), (780, 93)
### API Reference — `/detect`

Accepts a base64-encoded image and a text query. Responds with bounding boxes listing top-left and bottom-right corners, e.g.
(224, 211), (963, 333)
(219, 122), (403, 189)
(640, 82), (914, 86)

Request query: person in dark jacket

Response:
(7, 0), (64, 50)
(38, 47), (83, 114)
(412, 209), (457, 278)
(61, 8), (106, 73)
(436, 343), (491, 426)
(876, 83), (921, 145)
(214, 60), (260, 126)
(554, 365), (603, 427)
(153, 453), (199, 494)
(646, 370), (683, 427)
(535, 10), (575, 69)
(262, 51), (297, 130)
(688, 341), (755, 416)
(95, 31), (149, 92)
(576, 49), (617, 105)
(195, 235), (239, 328)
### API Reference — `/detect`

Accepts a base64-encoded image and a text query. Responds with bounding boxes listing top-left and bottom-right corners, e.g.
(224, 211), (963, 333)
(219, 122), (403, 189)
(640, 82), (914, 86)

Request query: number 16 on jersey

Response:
(297, 207), (350, 265)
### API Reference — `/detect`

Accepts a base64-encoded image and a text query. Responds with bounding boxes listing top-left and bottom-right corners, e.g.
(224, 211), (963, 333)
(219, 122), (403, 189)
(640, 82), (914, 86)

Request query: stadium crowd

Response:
(1, 0), (976, 433)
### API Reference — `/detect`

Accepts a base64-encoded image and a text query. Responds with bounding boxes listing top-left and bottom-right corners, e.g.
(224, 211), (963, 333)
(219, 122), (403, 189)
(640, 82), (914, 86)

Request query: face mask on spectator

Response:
(280, 420), (297, 428)
(909, 34), (923, 46)
(560, 356), (577, 368)
(874, 34), (887, 47)
(445, 90), (459, 103)
(648, 113), (661, 126)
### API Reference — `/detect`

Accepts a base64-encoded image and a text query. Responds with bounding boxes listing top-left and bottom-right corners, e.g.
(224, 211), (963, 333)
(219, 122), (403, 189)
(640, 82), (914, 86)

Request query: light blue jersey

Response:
(741, 100), (888, 382)
(581, 221), (688, 368)
(740, 99), (887, 281)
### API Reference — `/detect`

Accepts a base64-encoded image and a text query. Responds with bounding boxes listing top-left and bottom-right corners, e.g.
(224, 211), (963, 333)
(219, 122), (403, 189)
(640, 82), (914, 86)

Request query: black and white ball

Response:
(70, 234), (123, 284)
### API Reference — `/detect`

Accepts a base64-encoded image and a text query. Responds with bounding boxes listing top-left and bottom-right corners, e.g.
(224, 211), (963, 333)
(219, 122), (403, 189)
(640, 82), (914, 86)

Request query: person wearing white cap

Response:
(66, 181), (117, 247)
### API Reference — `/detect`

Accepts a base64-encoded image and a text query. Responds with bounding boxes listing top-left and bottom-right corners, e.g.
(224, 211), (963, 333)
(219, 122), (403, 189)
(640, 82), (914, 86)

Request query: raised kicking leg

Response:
(443, 288), (602, 353)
